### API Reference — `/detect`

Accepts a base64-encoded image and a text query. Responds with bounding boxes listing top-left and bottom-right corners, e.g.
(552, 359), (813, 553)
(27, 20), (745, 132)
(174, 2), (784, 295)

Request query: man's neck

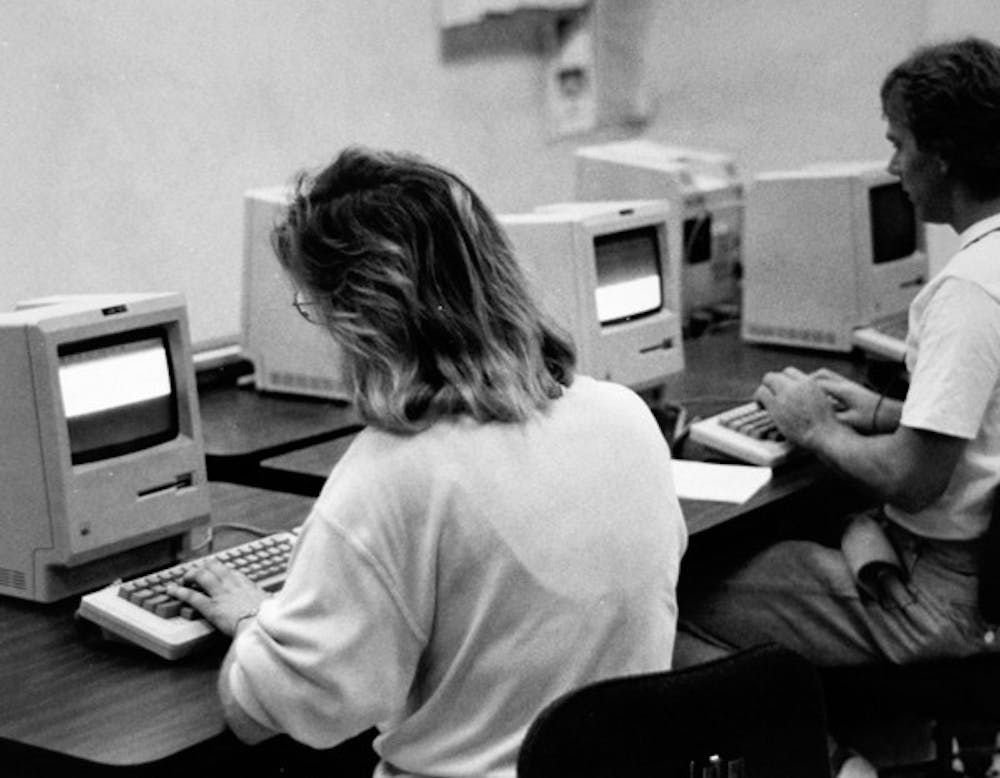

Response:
(951, 192), (1000, 234)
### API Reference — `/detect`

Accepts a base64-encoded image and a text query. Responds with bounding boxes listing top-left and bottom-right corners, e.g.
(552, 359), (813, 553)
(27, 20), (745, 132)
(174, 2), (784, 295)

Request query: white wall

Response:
(927, 0), (1000, 40)
(0, 0), (568, 347)
(2, 0), (995, 346)
(636, 0), (927, 174)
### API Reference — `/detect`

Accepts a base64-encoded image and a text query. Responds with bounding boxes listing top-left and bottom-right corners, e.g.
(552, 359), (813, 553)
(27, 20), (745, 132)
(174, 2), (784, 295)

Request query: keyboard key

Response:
(155, 599), (183, 618)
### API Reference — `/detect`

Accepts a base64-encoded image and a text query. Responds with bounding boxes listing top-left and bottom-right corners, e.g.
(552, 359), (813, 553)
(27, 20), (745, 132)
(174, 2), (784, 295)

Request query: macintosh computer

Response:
(242, 185), (351, 402)
(245, 188), (685, 398)
(0, 292), (210, 603)
(573, 139), (744, 322)
(500, 199), (684, 391)
(692, 161), (927, 465)
(741, 160), (927, 360)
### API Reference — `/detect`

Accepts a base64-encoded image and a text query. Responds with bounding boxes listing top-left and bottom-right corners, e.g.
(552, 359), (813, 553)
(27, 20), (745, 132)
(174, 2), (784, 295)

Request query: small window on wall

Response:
(438, 0), (587, 29)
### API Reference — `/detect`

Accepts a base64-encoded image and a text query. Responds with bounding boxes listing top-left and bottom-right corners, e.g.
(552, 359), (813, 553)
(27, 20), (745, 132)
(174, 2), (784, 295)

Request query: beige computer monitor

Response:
(501, 199), (684, 390)
(0, 292), (210, 602)
(574, 139), (744, 319)
(242, 186), (351, 401)
(741, 161), (927, 352)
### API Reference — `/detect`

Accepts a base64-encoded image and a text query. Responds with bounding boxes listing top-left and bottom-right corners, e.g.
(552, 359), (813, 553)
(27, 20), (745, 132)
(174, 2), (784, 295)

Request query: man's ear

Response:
(933, 140), (955, 175)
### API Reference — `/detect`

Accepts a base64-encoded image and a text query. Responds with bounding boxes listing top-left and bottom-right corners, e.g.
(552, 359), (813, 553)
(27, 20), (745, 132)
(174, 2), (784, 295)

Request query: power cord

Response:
(188, 522), (277, 556)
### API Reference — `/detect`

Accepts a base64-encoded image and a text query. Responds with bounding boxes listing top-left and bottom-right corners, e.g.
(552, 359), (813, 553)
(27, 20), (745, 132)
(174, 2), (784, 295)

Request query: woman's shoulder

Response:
(565, 374), (648, 413)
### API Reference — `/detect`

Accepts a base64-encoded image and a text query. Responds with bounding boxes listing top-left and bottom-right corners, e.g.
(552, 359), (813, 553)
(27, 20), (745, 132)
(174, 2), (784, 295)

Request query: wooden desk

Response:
(0, 483), (315, 769)
(659, 322), (868, 416)
(658, 325), (868, 534)
(258, 327), (869, 536)
(199, 327), (874, 493)
(198, 328), (866, 460)
(1, 329), (873, 772)
(199, 384), (361, 493)
(261, 419), (840, 538)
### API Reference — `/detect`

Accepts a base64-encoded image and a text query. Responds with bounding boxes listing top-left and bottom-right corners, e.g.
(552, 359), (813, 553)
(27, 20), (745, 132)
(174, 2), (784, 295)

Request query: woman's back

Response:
(230, 376), (687, 777)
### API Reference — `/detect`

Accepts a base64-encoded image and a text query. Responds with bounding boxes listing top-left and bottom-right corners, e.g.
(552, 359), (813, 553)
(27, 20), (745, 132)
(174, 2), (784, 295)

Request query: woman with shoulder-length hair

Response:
(170, 146), (687, 778)
(272, 145), (576, 432)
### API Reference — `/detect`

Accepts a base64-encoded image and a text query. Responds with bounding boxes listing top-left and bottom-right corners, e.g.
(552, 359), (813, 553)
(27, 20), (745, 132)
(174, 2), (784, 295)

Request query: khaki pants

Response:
(676, 515), (998, 667)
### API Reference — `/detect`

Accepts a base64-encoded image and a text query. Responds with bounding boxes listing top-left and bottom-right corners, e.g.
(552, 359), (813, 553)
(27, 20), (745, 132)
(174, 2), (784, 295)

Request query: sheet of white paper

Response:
(670, 459), (772, 504)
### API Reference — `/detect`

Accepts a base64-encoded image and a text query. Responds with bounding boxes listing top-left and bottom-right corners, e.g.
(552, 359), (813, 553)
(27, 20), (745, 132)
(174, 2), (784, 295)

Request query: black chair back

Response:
(977, 492), (1000, 623)
(517, 643), (832, 778)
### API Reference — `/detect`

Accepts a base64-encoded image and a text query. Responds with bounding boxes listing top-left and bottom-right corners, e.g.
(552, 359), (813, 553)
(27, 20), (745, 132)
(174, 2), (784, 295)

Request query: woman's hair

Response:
(881, 36), (1000, 199)
(271, 146), (576, 434)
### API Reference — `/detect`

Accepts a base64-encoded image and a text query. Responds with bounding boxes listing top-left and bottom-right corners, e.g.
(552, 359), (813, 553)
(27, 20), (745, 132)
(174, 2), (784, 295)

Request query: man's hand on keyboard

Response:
(166, 558), (270, 638)
(810, 368), (882, 433)
(754, 366), (842, 448)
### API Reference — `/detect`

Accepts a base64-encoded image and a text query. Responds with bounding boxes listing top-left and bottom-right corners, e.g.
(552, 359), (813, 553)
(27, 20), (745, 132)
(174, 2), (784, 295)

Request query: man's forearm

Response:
(807, 423), (915, 507)
(805, 420), (962, 513)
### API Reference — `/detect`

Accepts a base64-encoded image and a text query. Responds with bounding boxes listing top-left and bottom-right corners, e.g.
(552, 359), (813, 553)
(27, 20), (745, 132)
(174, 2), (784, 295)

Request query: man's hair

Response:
(271, 146), (576, 434)
(881, 36), (1000, 199)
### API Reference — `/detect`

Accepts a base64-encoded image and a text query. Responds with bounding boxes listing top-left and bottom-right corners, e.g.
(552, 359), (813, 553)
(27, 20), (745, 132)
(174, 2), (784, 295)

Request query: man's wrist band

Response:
(871, 393), (886, 434)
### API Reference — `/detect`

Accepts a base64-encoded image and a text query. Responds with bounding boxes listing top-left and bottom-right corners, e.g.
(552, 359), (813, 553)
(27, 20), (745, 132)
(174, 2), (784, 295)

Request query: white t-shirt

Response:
(886, 213), (1000, 539)
(227, 376), (688, 777)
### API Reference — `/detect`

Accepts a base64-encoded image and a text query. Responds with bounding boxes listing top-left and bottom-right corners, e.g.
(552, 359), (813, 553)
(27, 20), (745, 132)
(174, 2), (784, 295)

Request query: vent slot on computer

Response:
(0, 567), (27, 591)
(268, 371), (342, 395)
(744, 323), (838, 348)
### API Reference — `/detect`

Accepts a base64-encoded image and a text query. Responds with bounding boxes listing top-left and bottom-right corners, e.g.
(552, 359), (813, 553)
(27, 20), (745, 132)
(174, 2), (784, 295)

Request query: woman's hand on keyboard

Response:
(165, 558), (270, 638)
(809, 368), (882, 432)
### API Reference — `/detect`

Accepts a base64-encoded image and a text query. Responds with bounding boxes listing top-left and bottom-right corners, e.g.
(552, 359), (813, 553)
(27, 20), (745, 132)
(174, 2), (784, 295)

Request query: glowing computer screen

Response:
(594, 225), (664, 324)
(60, 330), (178, 464)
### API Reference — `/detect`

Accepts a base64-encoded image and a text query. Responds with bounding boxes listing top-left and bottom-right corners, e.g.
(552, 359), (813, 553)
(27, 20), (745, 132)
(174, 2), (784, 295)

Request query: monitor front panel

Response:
(586, 214), (684, 389)
(501, 204), (684, 389)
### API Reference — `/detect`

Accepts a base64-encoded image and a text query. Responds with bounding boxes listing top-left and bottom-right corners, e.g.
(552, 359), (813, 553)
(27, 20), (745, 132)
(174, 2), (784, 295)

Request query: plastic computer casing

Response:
(574, 139), (744, 318)
(0, 292), (210, 602)
(242, 186), (351, 401)
(741, 161), (927, 352)
(501, 200), (684, 390)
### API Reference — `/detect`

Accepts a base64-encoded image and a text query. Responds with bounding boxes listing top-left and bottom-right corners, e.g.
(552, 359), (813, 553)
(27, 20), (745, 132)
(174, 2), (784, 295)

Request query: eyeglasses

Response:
(292, 291), (323, 324)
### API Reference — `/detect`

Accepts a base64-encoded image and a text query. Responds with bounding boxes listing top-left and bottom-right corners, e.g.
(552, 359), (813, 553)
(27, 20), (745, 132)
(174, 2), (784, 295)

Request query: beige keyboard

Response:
(852, 312), (908, 362)
(77, 528), (300, 660)
(689, 402), (796, 467)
